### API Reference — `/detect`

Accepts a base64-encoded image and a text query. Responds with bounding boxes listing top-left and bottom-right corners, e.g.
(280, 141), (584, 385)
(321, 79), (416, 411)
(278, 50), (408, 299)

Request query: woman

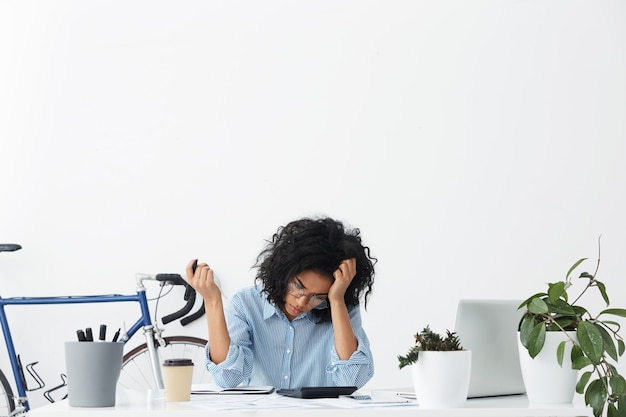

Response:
(187, 216), (376, 389)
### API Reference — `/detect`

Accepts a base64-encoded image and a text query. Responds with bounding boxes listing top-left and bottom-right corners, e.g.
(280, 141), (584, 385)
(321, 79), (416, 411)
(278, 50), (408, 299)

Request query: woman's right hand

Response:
(186, 259), (221, 302)
(186, 259), (230, 364)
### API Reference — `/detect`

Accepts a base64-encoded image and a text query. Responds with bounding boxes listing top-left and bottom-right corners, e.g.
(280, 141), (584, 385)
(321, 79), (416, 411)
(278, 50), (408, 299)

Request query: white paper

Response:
(191, 383), (274, 395)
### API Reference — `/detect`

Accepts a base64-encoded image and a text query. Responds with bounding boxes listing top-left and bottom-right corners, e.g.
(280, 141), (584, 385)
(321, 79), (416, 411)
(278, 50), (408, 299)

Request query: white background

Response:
(1, 0), (625, 410)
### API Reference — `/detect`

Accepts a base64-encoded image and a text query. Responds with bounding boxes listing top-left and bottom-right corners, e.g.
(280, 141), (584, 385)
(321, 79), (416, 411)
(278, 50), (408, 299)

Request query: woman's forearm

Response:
(205, 296), (230, 364)
(330, 301), (357, 360)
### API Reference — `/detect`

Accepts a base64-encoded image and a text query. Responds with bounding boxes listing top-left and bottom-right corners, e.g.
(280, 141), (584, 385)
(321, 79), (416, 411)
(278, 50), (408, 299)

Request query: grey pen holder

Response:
(64, 341), (124, 407)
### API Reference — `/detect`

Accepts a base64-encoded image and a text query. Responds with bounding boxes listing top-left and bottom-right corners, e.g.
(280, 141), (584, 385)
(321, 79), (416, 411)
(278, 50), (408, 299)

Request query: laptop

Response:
(453, 299), (526, 398)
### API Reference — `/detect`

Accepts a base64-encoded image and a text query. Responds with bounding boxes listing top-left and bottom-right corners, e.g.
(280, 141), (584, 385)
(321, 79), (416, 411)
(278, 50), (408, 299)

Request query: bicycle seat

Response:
(0, 244), (22, 252)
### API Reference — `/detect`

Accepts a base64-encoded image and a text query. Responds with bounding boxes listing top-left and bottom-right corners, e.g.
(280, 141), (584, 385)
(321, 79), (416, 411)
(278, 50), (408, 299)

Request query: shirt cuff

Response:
(326, 336), (371, 371)
(206, 343), (245, 372)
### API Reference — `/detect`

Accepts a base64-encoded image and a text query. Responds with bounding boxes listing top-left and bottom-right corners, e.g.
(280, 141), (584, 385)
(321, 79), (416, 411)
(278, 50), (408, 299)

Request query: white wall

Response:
(1, 0), (625, 409)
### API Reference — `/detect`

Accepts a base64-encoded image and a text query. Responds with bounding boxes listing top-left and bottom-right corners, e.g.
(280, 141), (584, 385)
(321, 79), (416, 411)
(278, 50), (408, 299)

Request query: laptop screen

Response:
(454, 299), (526, 398)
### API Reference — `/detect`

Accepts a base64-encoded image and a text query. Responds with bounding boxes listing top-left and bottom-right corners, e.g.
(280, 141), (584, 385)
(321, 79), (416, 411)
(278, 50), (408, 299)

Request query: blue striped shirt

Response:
(204, 285), (374, 389)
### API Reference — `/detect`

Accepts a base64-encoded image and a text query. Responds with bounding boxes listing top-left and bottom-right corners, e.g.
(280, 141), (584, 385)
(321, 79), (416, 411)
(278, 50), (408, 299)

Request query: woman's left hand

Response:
(329, 258), (357, 303)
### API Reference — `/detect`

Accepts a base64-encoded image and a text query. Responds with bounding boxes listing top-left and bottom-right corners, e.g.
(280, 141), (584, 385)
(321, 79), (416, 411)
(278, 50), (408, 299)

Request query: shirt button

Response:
(286, 349), (291, 354)
(284, 375), (289, 380)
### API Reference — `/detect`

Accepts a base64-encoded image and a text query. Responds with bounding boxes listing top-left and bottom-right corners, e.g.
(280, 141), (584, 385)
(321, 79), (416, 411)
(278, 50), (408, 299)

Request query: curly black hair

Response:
(254, 217), (376, 322)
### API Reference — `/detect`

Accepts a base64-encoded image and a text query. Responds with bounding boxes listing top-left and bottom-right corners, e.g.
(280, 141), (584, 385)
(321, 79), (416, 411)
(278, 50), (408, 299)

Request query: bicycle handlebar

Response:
(154, 273), (205, 326)
(0, 244), (22, 252)
(160, 284), (195, 325)
(181, 299), (205, 326)
(154, 273), (187, 286)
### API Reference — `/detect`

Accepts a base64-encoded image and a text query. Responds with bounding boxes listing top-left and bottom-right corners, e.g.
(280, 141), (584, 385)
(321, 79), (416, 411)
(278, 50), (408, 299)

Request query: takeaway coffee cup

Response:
(64, 341), (123, 407)
(162, 358), (194, 401)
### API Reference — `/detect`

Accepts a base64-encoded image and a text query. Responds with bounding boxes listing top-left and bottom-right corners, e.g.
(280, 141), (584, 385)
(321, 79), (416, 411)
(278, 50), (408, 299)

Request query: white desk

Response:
(27, 389), (593, 417)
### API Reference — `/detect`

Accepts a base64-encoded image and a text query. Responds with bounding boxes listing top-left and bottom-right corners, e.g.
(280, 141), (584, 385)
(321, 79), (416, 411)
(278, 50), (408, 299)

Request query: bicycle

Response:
(0, 243), (211, 416)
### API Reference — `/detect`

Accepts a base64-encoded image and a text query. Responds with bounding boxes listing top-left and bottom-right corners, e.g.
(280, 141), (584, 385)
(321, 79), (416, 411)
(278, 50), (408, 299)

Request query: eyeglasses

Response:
(287, 278), (328, 310)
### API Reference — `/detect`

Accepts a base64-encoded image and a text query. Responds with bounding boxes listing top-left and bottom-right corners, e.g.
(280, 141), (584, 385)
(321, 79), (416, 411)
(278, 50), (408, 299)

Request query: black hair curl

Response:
(254, 217), (377, 323)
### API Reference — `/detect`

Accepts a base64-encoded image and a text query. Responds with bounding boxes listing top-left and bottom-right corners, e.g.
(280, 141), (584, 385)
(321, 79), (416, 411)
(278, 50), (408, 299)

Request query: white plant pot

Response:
(517, 331), (578, 404)
(410, 350), (472, 408)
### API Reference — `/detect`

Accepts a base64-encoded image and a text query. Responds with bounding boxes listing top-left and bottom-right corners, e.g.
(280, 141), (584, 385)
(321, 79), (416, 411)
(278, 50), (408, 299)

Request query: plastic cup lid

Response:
(163, 358), (194, 366)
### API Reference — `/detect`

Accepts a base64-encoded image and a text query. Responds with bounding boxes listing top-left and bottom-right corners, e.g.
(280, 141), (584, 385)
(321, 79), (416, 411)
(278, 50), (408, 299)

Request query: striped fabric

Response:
(204, 285), (374, 389)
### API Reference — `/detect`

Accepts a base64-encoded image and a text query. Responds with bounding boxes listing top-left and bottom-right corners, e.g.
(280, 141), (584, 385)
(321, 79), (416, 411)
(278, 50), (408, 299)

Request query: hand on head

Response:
(328, 258), (356, 302)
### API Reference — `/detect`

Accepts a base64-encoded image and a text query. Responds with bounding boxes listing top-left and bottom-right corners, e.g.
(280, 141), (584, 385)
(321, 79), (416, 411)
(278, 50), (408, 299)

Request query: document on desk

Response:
(188, 393), (317, 411)
(335, 391), (417, 408)
(187, 390), (417, 411)
(191, 383), (275, 395)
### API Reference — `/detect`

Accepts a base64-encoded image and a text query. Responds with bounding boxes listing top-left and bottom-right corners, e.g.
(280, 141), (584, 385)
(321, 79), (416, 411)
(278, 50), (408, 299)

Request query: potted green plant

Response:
(518, 244), (626, 417)
(398, 326), (471, 408)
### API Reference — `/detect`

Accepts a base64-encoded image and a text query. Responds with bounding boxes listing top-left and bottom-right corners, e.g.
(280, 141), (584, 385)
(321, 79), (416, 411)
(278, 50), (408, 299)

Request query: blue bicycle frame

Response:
(0, 277), (163, 412)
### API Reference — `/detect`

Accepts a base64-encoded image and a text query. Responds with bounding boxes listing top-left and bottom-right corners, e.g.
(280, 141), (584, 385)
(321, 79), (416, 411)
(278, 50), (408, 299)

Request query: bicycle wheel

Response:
(118, 336), (210, 391)
(0, 369), (15, 417)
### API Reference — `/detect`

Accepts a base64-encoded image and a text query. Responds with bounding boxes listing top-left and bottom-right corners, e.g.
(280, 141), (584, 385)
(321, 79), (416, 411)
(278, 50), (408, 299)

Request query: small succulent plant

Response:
(398, 326), (464, 369)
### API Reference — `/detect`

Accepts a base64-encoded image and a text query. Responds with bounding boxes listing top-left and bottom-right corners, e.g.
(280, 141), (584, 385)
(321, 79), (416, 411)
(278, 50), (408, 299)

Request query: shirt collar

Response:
(262, 297), (321, 323)
(262, 298), (278, 320)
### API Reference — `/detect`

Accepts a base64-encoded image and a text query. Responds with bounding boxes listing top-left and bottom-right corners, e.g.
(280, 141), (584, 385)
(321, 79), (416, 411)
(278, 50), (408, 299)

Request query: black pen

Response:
(85, 327), (93, 342)
(99, 324), (107, 341)
(77, 329), (87, 342)
(112, 328), (121, 342)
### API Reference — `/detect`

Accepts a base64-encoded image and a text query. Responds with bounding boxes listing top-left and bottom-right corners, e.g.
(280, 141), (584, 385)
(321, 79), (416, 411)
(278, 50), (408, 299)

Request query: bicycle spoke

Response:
(118, 353), (156, 391)
(163, 344), (209, 384)
(120, 337), (210, 391)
